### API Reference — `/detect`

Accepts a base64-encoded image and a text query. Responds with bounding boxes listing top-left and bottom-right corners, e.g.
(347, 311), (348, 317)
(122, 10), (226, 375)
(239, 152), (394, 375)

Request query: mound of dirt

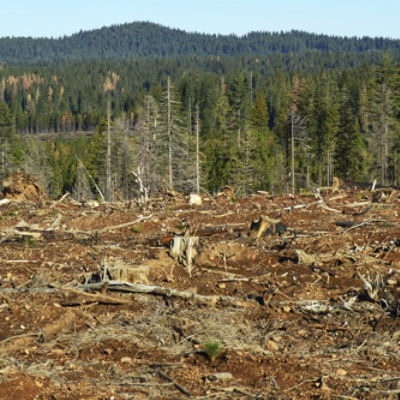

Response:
(2, 172), (46, 202)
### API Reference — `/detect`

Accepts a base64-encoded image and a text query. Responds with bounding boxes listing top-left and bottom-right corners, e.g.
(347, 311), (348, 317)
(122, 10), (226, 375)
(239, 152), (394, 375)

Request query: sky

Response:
(1, 0), (400, 39)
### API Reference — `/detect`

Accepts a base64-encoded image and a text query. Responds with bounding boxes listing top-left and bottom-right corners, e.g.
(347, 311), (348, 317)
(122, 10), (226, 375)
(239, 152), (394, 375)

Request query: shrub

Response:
(204, 340), (222, 361)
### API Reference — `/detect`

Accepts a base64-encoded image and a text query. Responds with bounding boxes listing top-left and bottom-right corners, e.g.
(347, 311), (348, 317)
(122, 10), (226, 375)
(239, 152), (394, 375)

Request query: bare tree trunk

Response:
(106, 101), (112, 201)
(291, 109), (295, 194)
(195, 106), (200, 195)
(250, 70), (253, 107)
(326, 149), (329, 186)
(237, 108), (241, 150)
(395, 147), (397, 186)
(318, 157), (322, 187)
(244, 129), (250, 195)
(167, 77), (173, 190)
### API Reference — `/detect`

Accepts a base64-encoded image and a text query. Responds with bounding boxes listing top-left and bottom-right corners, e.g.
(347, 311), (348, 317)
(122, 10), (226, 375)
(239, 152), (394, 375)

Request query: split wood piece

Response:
(250, 216), (286, 238)
(90, 214), (153, 234)
(50, 191), (70, 208)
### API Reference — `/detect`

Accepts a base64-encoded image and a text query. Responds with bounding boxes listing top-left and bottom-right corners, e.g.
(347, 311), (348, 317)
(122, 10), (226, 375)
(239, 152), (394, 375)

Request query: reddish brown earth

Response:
(0, 187), (400, 399)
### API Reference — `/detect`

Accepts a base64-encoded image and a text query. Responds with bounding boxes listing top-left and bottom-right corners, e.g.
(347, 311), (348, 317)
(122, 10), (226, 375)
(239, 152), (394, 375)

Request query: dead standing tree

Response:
(132, 95), (160, 207)
(103, 73), (120, 201)
(158, 77), (186, 192)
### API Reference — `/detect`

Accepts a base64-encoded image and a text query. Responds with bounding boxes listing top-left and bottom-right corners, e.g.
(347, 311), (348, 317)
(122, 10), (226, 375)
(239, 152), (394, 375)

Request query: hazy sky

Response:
(1, 0), (399, 39)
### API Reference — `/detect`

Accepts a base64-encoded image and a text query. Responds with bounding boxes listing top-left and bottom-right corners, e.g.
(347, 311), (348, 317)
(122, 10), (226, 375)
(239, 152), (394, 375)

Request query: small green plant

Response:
(175, 224), (185, 231)
(165, 207), (171, 214)
(384, 221), (393, 228)
(204, 340), (222, 362)
(131, 223), (144, 233)
(300, 188), (310, 195)
(230, 194), (237, 204)
(25, 237), (35, 247)
(8, 210), (18, 217)
(47, 210), (59, 217)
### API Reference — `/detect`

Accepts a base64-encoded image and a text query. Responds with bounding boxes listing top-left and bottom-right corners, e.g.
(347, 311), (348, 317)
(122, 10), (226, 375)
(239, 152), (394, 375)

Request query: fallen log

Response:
(0, 281), (246, 307)
(91, 214), (153, 234)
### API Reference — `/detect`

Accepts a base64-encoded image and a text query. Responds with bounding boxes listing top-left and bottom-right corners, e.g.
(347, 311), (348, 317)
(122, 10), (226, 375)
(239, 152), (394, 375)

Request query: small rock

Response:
(103, 348), (113, 355)
(51, 349), (64, 356)
(217, 283), (226, 289)
(282, 305), (291, 313)
(208, 372), (234, 382)
(266, 340), (279, 351)
(336, 368), (347, 376)
(387, 278), (397, 286)
(298, 329), (308, 337)
(208, 296), (218, 307)
(271, 335), (282, 343)
(120, 357), (133, 364)
(189, 193), (202, 206)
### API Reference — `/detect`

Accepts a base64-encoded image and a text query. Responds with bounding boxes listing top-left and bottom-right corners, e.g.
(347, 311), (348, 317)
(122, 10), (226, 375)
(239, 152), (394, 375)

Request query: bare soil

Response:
(1, 188), (400, 399)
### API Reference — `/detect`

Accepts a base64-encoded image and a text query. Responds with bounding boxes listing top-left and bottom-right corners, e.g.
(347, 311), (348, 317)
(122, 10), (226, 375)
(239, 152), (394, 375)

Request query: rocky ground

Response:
(0, 179), (400, 399)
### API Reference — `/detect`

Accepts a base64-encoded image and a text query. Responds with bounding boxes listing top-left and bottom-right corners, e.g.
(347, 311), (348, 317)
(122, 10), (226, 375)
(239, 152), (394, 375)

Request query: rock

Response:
(282, 305), (291, 313)
(266, 340), (279, 351)
(189, 193), (202, 206)
(120, 357), (133, 364)
(271, 335), (282, 343)
(217, 283), (226, 289)
(336, 368), (347, 376)
(51, 349), (64, 356)
(298, 329), (308, 337)
(207, 372), (234, 382)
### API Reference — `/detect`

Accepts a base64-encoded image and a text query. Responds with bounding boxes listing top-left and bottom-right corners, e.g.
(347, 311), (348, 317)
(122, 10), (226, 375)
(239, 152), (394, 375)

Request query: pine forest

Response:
(1, 22), (400, 199)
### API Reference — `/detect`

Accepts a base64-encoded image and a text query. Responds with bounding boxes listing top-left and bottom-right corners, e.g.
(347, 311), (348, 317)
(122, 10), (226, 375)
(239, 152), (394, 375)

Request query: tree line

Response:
(0, 52), (400, 200)
(1, 22), (400, 63)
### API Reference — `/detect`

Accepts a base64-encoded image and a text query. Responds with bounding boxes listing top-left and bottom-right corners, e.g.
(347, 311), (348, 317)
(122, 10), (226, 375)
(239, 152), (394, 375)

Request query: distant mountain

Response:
(1, 22), (400, 64)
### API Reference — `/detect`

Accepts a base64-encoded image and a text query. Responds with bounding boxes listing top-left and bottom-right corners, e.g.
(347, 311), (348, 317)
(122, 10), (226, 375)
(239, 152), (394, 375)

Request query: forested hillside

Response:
(1, 22), (400, 63)
(0, 23), (400, 200)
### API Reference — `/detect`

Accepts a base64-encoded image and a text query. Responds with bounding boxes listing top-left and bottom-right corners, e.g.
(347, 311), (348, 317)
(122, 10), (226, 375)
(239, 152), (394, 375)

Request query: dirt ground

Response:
(1, 185), (400, 399)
